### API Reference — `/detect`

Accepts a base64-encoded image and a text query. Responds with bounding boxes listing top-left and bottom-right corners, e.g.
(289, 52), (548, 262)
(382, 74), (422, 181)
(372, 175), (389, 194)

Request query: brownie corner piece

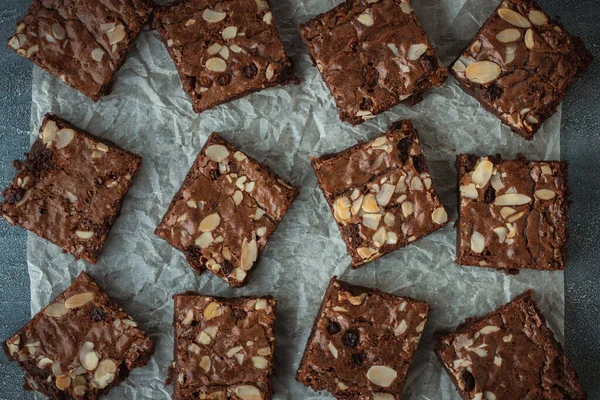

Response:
(434, 290), (586, 400)
(153, 0), (295, 114)
(312, 120), (448, 267)
(3, 272), (154, 399)
(296, 277), (429, 398)
(456, 154), (568, 272)
(172, 293), (276, 400)
(299, 0), (447, 125)
(449, 0), (593, 140)
(7, 0), (154, 101)
(155, 133), (298, 287)
(1, 114), (142, 264)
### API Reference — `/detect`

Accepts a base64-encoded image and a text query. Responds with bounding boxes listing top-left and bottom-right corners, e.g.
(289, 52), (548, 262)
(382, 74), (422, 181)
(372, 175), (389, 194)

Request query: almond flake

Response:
(498, 8), (531, 28)
(524, 28), (534, 49)
(227, 345), (244, 358)
(376, 184), (395, 206)
(372, 226), (387, 247)
(494, 193), (532, 206)
(45, 302), (69, 317)
(366, 365), (397, 387)
(263, 11), (273, 25)
(407, 43), (427, 60)
(207, 43), (223, 55)
(470, 231), (485, 253)
(92, 359), (117, 389)
(106, 24), (126, 45)
(528, 10), (548, 26)
(202, 9), (227, 23)
(431, 207), (448, 225)
(199, 213), (220, 232)
(466, 61), (502, 84)
(235, 386), (262, 400)
(200, 355), (211, 371)
(56, 129), (75, 149)
(357, 247), (378, 260)
(205, 144), (229, 161)
(363, 213), (381, 230)
(65, 292), (94, 309)
(91, 48), (105, 62)
(535, 189), (555, 200)
(204, 302), (222, 321)
(394, 319), (408, 336)
(362, 194), (379, 213)
(460, 183), (478, 199)
(472, 159), (494, 187)
(496, 28), (521, 43)
(222, 26), (238, 40)
(402, 201), (414, 218)
(52, 24), (66, 40)
(240, 238), (258, 270)
(479, 325), (500, 335)
(205, 57), (227, 72)
(327, 342), (338, 359)
(357, 13), (374, 26)
(195, 232), (213, 248)
(79, 342), (99, 371)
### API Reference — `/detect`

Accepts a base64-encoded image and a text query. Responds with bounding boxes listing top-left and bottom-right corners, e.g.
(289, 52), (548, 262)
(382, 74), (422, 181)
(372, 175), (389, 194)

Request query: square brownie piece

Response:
(172, 293), (276, 400)
(153, 0), (295, 113)
(449, 0), (593, 140)
(155, 133), (298, 287)
(456, 154), (568, 272)
(1, 114), (142, 264)
(312, 120), (448, 267)
(299, 0), (447, 125)
(3, 272), (154, 399)
(296, 277), (429, 398)
(435, 290), (586, 400)
(7, 0), (154, 101)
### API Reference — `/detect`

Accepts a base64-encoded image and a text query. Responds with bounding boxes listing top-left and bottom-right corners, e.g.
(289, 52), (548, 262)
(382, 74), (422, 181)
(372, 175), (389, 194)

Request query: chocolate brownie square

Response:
(456, 154), (568, 272)
(153, 0), (295, 113)
(7, 0), (154, 101)
(312, 120), (448, 267)
(3, 272), (154, 399)
(299, 0), (447, 125)
(155, 133), (298, 287)
(1, 114), (142, 264)
(171, 293), (276, 400)
(435, 290), (586, 399)
(450, 0), (593, 139)
(296, 277), (429, 399)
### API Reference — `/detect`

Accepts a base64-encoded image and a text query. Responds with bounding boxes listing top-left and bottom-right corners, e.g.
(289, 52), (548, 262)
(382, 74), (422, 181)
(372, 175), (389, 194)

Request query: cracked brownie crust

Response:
(153, 0), (295, 114)
(456, 154), (568, 272)
(296, 277), (429, 399)
(435, 290), (586, 400)
(1, 113), (142, 264)
(312, 120), (448, 267)
(299, 0), (447, 125)
(450, 0), (593, 140)
(172, 293), (276, 400)
(155, 133), (298, 287)
(3, 272), (154, 399)
(7, 0), (154, 101)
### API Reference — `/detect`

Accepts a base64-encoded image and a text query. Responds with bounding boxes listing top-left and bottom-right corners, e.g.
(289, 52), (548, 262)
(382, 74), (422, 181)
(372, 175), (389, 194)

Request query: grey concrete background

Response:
(0, 0), (598, 398)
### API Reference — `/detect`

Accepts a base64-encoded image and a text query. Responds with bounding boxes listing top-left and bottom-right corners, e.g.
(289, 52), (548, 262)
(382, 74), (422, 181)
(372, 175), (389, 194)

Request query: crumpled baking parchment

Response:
(27, 0), (564, 398)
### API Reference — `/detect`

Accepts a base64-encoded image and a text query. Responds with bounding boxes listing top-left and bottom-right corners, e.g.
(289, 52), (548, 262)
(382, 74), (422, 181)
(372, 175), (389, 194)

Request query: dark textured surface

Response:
(0, 0), (597, 399)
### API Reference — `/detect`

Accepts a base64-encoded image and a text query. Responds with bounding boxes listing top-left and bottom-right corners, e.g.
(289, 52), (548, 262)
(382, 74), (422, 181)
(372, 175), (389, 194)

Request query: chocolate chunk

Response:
(218, 74), (231, 86)
(362, 65), (379, 87)
(459, 369), (476, 391)
(486, 83), (503, 101)
(351, 352), (365, 365)
(3, 187), (24, 204)
(412, 154), (426, 173)
(244, 64), (258, 78)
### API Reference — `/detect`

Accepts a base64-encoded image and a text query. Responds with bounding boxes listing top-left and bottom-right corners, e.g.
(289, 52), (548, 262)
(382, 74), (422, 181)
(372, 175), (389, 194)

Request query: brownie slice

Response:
(1, 113), (142, 264)
(449, 0), (593, 140)
(456, 154), (568, 272)
(435, 290), (586, 400)
(296, 277), (429, 399)
(155, 133), (298, 287)
(171, 293), (276, 400)
(153, 0), (295, 114)
(299, 0), (447, 125)
(3, 272), (154, 399)
(312, 120), (448, 267)
(7, 0), (154, 101)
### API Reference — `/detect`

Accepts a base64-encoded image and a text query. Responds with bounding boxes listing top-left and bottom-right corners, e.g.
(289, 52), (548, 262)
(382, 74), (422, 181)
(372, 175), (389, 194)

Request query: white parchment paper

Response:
(27, 0), (564, 398)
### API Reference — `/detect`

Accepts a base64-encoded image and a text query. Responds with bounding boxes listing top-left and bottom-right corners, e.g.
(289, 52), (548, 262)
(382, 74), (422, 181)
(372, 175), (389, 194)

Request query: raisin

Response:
(397, 137), (413, 162)
(221, 260), (233, 276)
(218, 74), (231, 86)
(412, 154), (426, 173)
(3, 187), (24, 204)
(351, 352), (365, 365)
(199, 75), (212, 87)
(209, 169), (220, 180)
(342, 328), (359, 348)
(464, 155), (479, 172)
(243, 64), (258, 78)
(91, 307), (107, 322)
(359, 97), (373, 111)
(232, 308), (247, 320)
(487, 83), (503, 101)
(421, 55), (436, 72)
(484, 186), (496, 204)
(362, 65), (379, 87)
(459, 369), (476, 391)
(326, 319), (341, 335)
